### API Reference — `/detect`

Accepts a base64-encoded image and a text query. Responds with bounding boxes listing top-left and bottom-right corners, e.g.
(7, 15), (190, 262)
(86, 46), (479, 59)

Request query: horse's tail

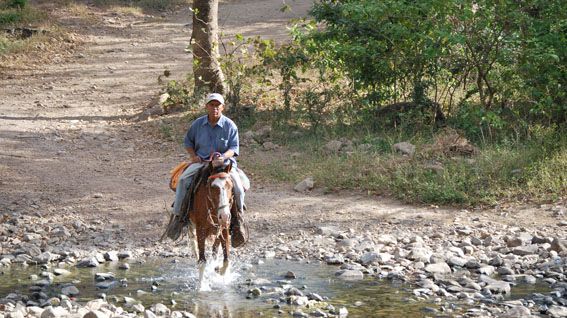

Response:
(160, 214), (187, 242)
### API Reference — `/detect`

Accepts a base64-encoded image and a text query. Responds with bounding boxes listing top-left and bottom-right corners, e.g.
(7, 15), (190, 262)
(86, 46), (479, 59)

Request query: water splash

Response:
(198, 255), (240, 292)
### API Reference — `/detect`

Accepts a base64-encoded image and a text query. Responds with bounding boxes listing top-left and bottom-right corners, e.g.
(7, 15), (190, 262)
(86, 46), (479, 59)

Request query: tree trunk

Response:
(192, 0), (227, 95)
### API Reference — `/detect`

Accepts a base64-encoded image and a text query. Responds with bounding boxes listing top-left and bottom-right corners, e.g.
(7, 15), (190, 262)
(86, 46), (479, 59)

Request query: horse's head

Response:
(206, 162), (234, 229)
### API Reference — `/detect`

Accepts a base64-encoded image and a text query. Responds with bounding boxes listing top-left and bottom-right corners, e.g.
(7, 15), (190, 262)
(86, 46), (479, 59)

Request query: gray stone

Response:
(393, 142), (415, 156)
(447, 256), (467, 267)
(40, 307), (69, 318)
(83, 310), (109, 318)
(119, 263), (130, 270)
(76, 257), (99, 268)
(408, 247), (432, 263)
(425, 262), (451, 274)
(294, 177), (314, 192)
(152, 303), (170, 316)
(480, 275), (511, 294)
(548, 305), (567, 318)
(144, 310), (157, 318)
(325, 255), (344, 265)
(53, 269), (70, 276)
(498, 267), (515, 275)
(551, 238), (567, 253)
(103, 251), (118, 262)
(61, 285), (79, 297)
(501, 306), (533, 318)
(376, 234), (397, 245)
(335, 269), (364, 280)
(512, 245), (539, 256)
(478, 265), (495, 275)
(94, 273), (115, 281)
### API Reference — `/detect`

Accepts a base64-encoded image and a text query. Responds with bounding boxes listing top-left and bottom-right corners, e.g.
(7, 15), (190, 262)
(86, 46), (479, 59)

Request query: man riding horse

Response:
(169, 93), (249, 246)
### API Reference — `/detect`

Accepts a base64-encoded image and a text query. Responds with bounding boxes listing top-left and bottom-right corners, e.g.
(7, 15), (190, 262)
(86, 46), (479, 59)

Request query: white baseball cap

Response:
(205, 93), (225, 105)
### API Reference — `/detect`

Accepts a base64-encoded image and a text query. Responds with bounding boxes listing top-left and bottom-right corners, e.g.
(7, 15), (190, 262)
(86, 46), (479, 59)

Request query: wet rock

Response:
(119, 263), (130, 270)
(33, 252), (56, 265)
(292, 310), (308, 318)
(53, 269), (70, 276)
(294, 177), (314, 192)
(325, 255), (344, 265)
(118, 251), (132, 259)
(103, 251), (119, 262)
(310, 309), (328, 317)
(76, 257), (99, 268)
(307, 293), (324, 302)
(480, 275), (511, 294)
(284, 271), (296, 279)
(95, 281), (116, 289)
(498, 267), (515, 275)
(94, 273), (115, 281)
(335, 269), (364, 280)
(248, 288), (261, 297)
(60, 285), (79, 297)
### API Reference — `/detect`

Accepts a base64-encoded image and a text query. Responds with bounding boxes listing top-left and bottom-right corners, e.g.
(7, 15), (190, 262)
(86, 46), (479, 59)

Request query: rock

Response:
(294, 177), (314, 192)
(325, 255), (344, 265)
(33, 252), (56, 264)
(83, 310), (109, 318)
(550, 238), (567, 253)
(144, 310), (157, 318)
(393, 142), (415, 156)
(61, 285), (79, 297)
(447, 256), (467, 267)
(76, 257), (99, 268)
(376, 234), (397, 245)
(335, 269), (364, 280)
(478, 265), (495, 275)
(94, 273), (115, 281)
(480, 275), (511, 294)
(408, 247), (432, 263)
(284, 271), (296, 279)
(548, 305), (567, 318)
(310, 309), (328, 317)
(53, 269), (70, 276)
(501, 306), (533, 318)
(512, 245), (539, 256)
(498, 267), (515, 275)
(103, 251), (119, 262)
(151, 303), (170, 316)
(118, 251), (132, 259)
(40, 307), (69, 318)
(119, 263), (130, 270)
(424, 262), (451, 275)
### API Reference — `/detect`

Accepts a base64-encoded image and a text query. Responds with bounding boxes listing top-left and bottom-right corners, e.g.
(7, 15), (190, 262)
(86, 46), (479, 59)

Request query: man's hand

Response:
(212, 154), (224, 167)
(190, 156), (202, 164)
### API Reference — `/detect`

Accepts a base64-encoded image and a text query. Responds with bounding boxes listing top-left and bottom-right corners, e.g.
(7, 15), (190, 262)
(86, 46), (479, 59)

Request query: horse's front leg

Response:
(197, 229), (207, 289)
(212, 237), (221, 257)
(218, 228), (230, 275)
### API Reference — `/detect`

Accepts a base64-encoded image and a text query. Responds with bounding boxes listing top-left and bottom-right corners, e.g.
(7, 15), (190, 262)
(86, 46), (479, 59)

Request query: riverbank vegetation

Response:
(191, 0), (565, 206)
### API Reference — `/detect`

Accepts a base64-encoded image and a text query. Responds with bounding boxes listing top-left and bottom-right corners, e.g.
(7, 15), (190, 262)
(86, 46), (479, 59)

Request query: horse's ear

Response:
(224, 161), (232, 173)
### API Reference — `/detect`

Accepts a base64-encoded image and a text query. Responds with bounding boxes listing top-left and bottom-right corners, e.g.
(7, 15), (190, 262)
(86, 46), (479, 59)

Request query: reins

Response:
(205, 172), (234, 239)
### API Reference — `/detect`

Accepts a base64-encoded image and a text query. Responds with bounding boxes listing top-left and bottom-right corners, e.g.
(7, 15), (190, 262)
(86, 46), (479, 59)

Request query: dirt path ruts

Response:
(0, 1), (560, 255)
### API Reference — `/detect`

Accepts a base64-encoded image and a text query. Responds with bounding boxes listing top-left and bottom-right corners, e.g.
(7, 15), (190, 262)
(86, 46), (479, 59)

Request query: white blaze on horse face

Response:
(212, 178), (231, 228)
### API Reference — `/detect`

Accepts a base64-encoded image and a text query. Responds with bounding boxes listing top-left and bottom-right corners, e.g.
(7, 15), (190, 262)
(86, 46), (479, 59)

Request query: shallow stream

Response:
(0, 258), (549, 317)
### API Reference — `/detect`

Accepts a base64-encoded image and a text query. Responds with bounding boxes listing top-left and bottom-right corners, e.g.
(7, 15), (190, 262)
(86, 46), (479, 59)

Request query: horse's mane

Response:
(180, 163), (230, 218)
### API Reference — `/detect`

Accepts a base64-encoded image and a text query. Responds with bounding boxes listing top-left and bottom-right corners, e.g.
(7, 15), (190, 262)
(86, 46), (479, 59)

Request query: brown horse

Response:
(186, 162), (234, 280)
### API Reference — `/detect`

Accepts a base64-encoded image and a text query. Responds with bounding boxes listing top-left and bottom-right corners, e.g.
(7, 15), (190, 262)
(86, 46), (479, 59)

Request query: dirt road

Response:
(0, 0), (561, 254)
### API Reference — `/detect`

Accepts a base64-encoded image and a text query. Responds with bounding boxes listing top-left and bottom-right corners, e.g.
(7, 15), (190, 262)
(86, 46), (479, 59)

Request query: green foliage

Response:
(301, 0), (566, 130)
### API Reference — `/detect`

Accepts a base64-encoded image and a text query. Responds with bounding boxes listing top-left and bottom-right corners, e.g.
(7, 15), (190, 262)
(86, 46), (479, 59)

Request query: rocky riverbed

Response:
(1, 205), (566, 318)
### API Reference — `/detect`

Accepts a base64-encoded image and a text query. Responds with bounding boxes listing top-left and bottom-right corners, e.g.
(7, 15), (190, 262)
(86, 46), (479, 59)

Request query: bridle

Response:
(205, 172), (234, 236)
